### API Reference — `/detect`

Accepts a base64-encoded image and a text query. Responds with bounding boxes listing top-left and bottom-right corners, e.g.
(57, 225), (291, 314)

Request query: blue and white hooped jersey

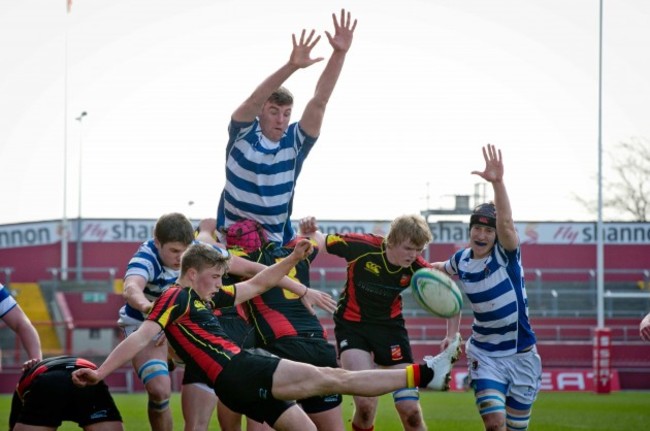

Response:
(0, 283), (18, 318)
(122, 239), (230, 322)
(445, 242), (536, 357)
(217, 118), (317, 245)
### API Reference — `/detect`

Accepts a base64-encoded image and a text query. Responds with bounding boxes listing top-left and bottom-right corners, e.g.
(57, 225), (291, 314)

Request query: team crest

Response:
(390, 345), (403, 361)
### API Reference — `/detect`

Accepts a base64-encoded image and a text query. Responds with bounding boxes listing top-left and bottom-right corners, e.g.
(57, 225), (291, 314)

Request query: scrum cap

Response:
(469, 203), (497, 229)
(225, 219), (268, 253)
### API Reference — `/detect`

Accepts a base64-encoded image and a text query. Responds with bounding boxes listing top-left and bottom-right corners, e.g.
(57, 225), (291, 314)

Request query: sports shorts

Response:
(334, 320), (414, 366)
(9, 368), (122, 429)
(264, 336), (342, 413)
(214, 350), (295, 426)
(117, 305), (142, 337)
(465, 341), (543, 406)
(182, 315), (257, 386)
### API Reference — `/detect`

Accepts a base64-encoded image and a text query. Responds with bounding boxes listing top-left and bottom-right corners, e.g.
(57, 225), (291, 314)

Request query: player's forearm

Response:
(277, 276), (308, 297)
(234, 62), (299, 120)
(493, 180), (518, 249)
(16, 321), (42, 360)
(97, 328), (152, 379)
(492, 180), (513, 226)
(247, 255), (302, 294)
(312, 51), (346, 106)
(123, 285), (152, 313)
(446, 313), (462, 336)
(230, 256), (266, 279)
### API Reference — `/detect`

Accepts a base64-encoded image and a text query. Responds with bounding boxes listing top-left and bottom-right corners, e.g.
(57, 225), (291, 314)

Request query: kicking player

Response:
(118, 212), (334, 431)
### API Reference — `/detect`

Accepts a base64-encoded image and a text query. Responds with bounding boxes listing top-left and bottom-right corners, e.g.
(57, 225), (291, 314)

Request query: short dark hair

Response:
(154, 213), (195, 246)
(268, 86), (294, 106)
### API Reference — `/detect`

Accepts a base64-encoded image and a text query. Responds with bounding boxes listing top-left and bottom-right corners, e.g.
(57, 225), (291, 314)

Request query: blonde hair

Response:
(386, 214), (432, 249)
(180, 243), (231, 277)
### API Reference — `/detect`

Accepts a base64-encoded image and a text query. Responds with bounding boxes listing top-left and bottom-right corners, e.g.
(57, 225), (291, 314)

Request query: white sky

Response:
(1, 0), (649, 225)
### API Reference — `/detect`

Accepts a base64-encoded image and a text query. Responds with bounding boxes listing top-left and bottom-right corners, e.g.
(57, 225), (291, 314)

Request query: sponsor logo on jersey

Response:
(364, 262), (381, 275)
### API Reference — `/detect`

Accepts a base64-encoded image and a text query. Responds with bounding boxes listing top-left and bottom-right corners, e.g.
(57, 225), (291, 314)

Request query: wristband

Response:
(298, 286), (309, 299)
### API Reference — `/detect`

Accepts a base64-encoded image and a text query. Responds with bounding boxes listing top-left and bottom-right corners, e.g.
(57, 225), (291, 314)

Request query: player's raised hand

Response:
(299, 216), (319, 235)
(472, 144), (504, 184)
(326, 8), (357, 53)
(301, 287), (338, 315)
(290, 29), (323, 69)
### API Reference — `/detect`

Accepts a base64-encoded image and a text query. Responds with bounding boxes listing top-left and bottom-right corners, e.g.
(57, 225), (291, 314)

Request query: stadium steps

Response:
(9, 283), (61, 354)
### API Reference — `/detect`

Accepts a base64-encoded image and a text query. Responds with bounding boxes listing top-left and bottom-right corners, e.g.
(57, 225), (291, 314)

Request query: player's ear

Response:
(187, 267), (198, 282)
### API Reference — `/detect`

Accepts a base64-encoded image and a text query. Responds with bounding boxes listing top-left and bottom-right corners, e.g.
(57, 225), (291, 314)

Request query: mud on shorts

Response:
(465, 342), (543, 405)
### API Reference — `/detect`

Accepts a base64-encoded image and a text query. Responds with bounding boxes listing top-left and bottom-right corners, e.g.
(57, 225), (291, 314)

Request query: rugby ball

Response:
(410, 268), (463, 318)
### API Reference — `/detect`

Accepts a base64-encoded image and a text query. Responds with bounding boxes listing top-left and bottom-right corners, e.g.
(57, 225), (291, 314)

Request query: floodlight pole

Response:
(593, 0), (611, 396)
(61, 11), (70, 281)
(596, 0), (605, 330)
(75, 111), (87, 282)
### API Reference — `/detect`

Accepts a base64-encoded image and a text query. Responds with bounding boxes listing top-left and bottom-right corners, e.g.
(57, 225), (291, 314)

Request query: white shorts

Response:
(465, 341), (542, 405)
(117, 305), (143, 337)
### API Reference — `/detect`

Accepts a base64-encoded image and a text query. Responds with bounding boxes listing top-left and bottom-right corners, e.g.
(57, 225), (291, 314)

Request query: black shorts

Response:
(214, 350), (295, 426)
(334, 320), (414, 366)
(264, 336), (342, 413)
(183, 315), (257, 386)
(9, 368), (122, 429)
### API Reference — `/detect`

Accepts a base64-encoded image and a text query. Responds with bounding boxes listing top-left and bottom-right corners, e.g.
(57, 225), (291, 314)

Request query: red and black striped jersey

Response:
(147, 284), (240, 386)
(326, 233), (431, 324)
(245, 240), (325, 344)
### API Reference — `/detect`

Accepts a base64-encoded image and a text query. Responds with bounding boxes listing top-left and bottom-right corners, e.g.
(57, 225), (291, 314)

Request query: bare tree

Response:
(576, 137), (650, 221)
(604, 137), (649, 221)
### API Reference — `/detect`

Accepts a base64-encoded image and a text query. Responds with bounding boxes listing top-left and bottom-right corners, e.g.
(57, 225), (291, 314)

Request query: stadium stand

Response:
(7, 283), (60, 354)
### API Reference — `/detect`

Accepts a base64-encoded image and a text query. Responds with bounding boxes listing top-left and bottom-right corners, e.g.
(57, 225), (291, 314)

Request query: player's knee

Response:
(476, 390), (506, 417)
(138, 359), (170, 396)
(392, 387), (419, 404)
(393, 389), (423, 427)
(355, 395), (376, 409)
(506, 408), (531, 431)
(353, 396), (377, 421)
(477, 391), (507, 431)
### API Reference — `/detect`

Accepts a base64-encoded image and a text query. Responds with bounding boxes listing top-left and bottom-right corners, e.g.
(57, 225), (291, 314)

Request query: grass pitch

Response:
(1, 390), (649, 430)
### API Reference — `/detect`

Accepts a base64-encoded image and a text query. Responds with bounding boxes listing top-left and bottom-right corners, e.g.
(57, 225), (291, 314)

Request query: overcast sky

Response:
(1, 0), (649, 225)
